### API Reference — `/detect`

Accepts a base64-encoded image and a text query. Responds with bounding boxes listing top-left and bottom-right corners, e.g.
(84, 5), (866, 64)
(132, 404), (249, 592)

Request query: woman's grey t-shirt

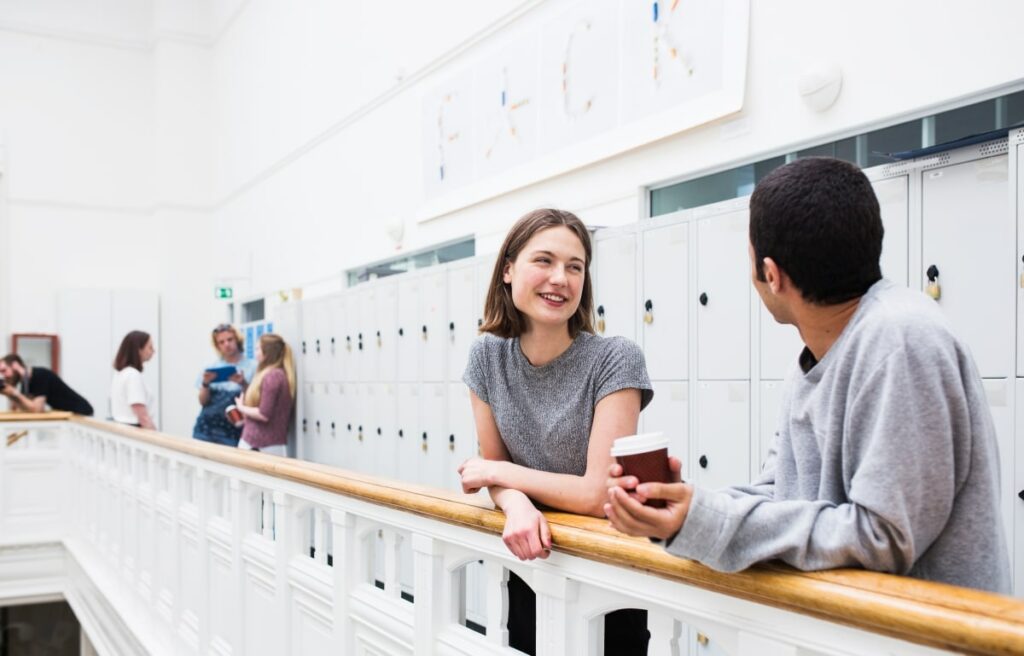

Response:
(463, 332), (653, 476)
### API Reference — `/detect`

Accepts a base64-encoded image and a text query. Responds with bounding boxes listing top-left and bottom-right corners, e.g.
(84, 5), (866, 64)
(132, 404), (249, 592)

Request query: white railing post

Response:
(484, 561), (510, 647)
(273, 490), (292, 651)
(229, 478), (245, 654)
(384, 530), (401, 599)
(314, 509), (327, 566)
(533, 569), (579, 656)
(330, 509), (355, 654)
(167, 460), (182, 630)
(195, 468), (211, 652)
(412, 533), (445, 656)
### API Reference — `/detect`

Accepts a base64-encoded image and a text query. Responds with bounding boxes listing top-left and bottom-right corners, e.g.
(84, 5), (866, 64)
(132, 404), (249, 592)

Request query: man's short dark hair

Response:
(749, 157), (883, 305)
(2, 354), (25, 368)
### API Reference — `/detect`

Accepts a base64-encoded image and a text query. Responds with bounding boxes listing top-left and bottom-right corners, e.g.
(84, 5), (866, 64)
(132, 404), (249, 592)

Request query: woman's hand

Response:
(457, 457), (500, 494)
(500, 495), (552, 561)
(233, 394), (253, 417)
(201, 371), (217, 386)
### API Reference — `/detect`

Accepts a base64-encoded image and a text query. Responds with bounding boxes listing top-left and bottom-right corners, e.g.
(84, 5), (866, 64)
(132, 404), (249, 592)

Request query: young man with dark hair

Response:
(0, 354), (94, 415)
(606, 157), (1011, 593)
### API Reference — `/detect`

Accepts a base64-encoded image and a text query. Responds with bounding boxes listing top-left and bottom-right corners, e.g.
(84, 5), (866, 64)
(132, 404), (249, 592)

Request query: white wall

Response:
(2, 0), (1024, 436)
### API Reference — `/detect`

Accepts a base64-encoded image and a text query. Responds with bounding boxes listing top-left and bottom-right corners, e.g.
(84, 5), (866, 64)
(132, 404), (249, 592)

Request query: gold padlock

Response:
(926, 264), (941, 301)
(597, 319), (606, 333)
(421, 442), (428, 453)
(696, 633), (709, 647)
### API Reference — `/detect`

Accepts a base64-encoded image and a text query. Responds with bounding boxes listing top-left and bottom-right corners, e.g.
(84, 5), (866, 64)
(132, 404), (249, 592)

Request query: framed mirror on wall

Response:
(12, 333), (60, 374)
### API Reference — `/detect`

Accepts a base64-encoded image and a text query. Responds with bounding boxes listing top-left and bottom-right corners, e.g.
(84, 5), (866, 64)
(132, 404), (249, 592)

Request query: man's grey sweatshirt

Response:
(667, 280), (1011, 593)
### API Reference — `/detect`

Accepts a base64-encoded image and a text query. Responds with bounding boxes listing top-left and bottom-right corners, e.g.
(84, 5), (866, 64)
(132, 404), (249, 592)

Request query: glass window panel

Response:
(650, 164), (755, 217)
(935, 98), (996, 145)
(753, 156), (786, 183)
(796, 143), (835, 159)
(1002, 89), (1024, 128)
(864, 119), (921, 166)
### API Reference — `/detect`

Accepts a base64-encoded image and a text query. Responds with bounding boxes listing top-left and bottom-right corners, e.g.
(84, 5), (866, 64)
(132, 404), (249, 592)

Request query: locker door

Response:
(594, 232), (637, 341)
(420, 382), (448, 487)
(355, 383), (377, 473)
(396, 383), (420, 483)
(696, 211), (751, 380)
(447, 262), (478, 384)
(641, 223), (689, 381)
(299, 381), (316, 462)
(985, 379), (1013, 567)
(1016, 378), (1024, 596)
(325, 296), (345, 383)
(874, 175), (910, 287)
(922, 155), (1012, 378)
(338, 292), (356, 383)
(312, 298), (330, 382)
(758, 381), (786, 471)
(1017, 144), (1024, 378)
(357, 285), (378, 382)
(641, 381), (689, 481)
(695, 381), (750, 490)
(396, 275), (421, 382)
(376, 279), (399, 383)
(447, 383), (478, 492)
(759, 305), (803, 381)
(337, 383), (357, 468)
(421, 270), (448, 382)
(373, 383), (398, 479)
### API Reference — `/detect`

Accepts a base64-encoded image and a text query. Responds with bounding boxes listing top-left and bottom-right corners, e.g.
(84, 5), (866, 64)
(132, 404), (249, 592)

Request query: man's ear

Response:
(762, 257), (784, 294)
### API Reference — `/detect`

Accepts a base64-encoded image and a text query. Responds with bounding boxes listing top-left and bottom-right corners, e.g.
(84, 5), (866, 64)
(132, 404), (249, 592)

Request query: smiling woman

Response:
(457, 208), (655, 655)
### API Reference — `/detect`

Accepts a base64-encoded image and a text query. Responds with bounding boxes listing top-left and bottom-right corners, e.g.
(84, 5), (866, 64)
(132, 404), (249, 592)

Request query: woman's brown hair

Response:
(114, 331), (151, 372)
(244, 334), (296, 406)
(479, 208), (594, 338)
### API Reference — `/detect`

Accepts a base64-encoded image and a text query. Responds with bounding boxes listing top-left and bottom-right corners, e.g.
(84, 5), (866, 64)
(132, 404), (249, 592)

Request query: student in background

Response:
(110, 330), (156, 429)
(0, 353), (93, 415)
(233, 333), (295, 456)
(193, 324), (256, 446)
(458, 209), (654, 655)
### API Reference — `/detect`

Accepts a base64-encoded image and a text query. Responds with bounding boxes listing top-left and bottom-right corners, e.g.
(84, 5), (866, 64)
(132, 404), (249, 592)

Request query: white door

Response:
(641, 222), (689, 381)
(57, 289), (112, 420)
(696, 211), (750, 380)
(758, 380), (787, 471)
(324, 295), (345, 383)
(447, 262), (478, 385)
(447, 383), (477, 492)
(373, 383), (398, 479)
(299, 381), (316, 462)
(396, 276), (421, 383)
(338, 293), (356, 384)
(420, 382), (448, 487)
(641, 381), (689, 481)
(396, 383), (420, 483)
(336, 382), (357, 468)
(922, 154), (1013, 378)
(594, 232), (637, 341)
(421, 270), (448, 382)
(695, 381), (751, 490)
(356, 285), (378, 382)
(355, 383), (377, 473)
(984, 378), (1013, 568)
(874, 175), (910, 286)
(376, 279), (399, 383)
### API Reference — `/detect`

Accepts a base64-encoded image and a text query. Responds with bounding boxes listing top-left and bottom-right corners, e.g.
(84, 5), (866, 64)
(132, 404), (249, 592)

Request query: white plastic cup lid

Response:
(610, 432), (668, 457)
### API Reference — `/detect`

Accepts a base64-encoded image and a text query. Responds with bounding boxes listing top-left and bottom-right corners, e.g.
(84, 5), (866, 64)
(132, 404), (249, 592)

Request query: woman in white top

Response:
(110, 330), (156, 429)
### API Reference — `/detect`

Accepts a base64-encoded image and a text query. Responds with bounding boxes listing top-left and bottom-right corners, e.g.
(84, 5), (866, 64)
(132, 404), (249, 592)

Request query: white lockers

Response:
(287, 128), (1024, 596)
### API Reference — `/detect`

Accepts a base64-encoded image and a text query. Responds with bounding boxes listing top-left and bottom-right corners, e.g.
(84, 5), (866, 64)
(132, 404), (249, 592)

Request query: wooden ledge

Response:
(0, 411), (73, 422)
(37, 416), (1024, 654)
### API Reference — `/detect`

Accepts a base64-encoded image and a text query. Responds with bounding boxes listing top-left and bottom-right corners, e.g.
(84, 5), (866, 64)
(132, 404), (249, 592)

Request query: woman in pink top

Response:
(233, 334), (295, 456)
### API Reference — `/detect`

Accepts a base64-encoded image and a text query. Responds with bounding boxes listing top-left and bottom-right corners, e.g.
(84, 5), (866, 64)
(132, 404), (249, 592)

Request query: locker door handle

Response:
(644, 299), (653, 324)
(377, 427), (382, 436)
(302, 418), (308, 432)
(699, 455), (708, 469)
(596, 305), (606, 334)
(422, 325), (428, 340)
(477, 318), (483, 328)
(315, 420), (321, 433)
(346, 336), (352, 351)
(421, 431), (428, 452)
(449, 434), (455, 452)
(1019, 490), (1024, 501)
(699, 292), (708, 306)
(330, 337), (335, 353)
(376, 330), (382, 347)
(302, 341), (307, 354)
(398, 429), (403, 438)
(330, 421), (336, 435)
(399, 327), (404, 337)
(346, 423), (352, 431)
(315, 339), (321, 354)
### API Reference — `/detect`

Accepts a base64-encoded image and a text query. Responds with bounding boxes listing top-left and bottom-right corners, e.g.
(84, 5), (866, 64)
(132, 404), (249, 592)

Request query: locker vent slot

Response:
(880, 162), (913, 177)
(977, 140), (1008, 157)
(919, 153), (952, 171)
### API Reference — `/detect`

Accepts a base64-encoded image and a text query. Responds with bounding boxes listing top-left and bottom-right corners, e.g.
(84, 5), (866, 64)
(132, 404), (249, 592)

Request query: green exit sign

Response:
(215, 286), (233, 300)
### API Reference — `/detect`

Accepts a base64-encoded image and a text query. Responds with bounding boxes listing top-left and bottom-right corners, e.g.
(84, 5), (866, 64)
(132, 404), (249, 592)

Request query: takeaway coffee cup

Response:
(225, 405), (244, 427)
(611, 432), (671, 508)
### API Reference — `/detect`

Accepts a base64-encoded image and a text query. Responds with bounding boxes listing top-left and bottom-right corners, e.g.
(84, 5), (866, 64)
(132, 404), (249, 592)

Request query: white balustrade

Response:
(1, 415), (1021, 656)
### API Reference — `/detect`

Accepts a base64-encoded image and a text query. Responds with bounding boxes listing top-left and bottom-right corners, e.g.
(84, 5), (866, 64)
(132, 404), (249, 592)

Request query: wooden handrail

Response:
(3, 414), (1020, 654)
